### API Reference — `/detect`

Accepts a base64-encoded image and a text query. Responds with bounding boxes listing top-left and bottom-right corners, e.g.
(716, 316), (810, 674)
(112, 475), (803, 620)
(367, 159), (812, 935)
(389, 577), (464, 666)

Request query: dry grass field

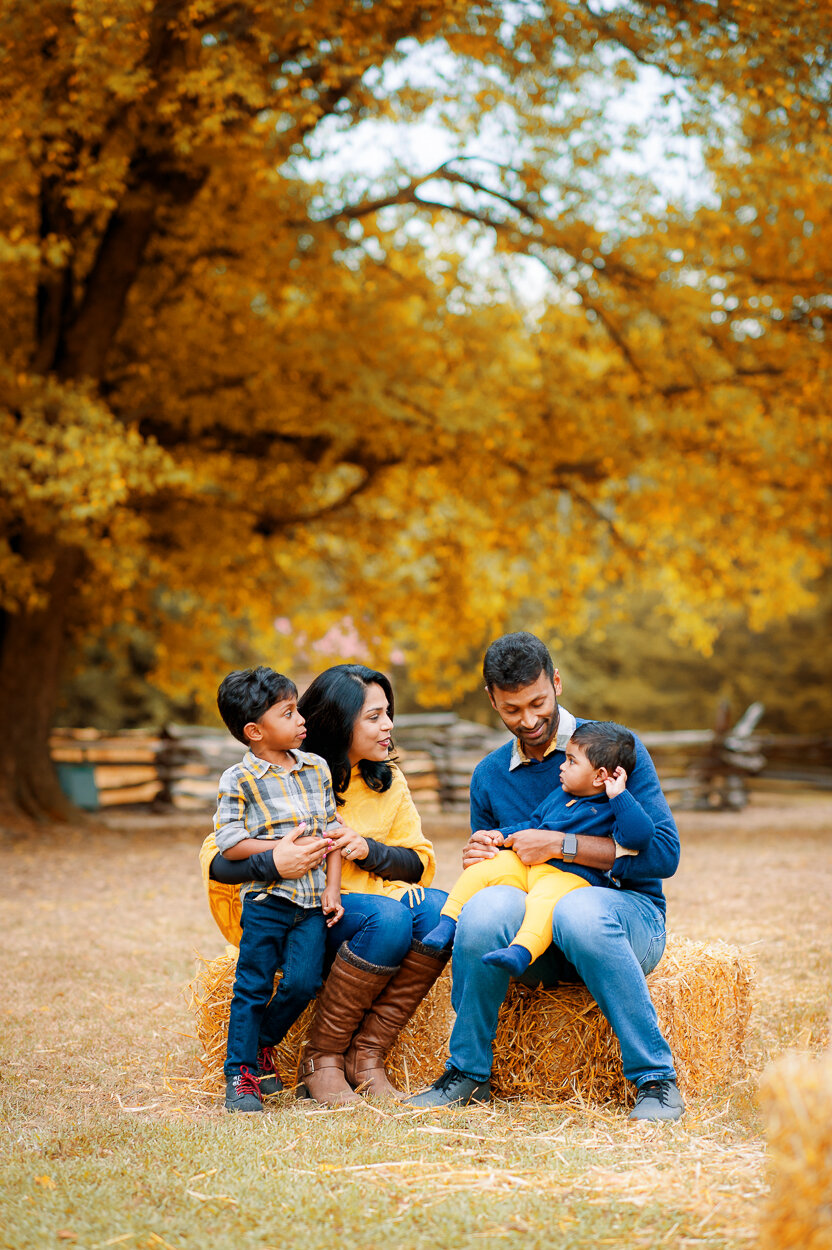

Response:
(1, 786), (830, 1250)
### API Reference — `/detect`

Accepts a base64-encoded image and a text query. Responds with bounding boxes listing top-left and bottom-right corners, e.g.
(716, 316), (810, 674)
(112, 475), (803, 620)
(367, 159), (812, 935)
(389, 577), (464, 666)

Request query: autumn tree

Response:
(1, 0), (829, 817)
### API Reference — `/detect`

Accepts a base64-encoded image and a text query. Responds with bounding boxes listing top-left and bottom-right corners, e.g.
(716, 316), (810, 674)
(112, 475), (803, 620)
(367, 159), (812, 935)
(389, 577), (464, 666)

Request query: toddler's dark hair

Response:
(569, 721), (636, 775)
(217, 666), (297, 744)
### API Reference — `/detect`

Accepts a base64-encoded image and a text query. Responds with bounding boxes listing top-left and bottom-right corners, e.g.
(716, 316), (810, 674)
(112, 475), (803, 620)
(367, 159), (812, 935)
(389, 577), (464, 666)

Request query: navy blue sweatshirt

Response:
(470, 717), (680, 917)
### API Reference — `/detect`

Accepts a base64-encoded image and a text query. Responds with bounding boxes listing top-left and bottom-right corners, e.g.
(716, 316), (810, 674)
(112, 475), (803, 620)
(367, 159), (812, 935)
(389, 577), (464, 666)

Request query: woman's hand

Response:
(321, 886), (344, 927)
(461, 829), (504, 869)
(328, 823), (370, 864)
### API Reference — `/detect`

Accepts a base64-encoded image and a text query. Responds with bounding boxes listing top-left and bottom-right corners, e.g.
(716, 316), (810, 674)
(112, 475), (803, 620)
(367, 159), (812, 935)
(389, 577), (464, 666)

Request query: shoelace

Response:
(234, 1066), (261, 1097)
(258, 1048), (277, 1076)
(636, 1080), (673, 1105)
(434, 1066), (466, 1091)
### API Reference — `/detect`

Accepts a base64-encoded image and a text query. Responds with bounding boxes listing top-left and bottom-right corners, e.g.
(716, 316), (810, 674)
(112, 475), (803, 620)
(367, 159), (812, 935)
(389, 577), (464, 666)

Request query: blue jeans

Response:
(225, 893), (326, 1077)
(448, 885), (675, 1088)
(326, 887), (448, 967)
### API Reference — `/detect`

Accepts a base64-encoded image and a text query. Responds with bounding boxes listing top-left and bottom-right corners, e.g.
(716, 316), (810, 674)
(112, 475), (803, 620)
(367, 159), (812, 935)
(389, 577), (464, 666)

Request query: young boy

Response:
(214, 666), (343, 1113)
(423, 722), (656, 975)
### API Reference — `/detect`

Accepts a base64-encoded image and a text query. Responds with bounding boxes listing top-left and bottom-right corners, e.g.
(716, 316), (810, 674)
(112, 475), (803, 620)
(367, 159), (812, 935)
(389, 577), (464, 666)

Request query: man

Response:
(409, 631), (683, 1121)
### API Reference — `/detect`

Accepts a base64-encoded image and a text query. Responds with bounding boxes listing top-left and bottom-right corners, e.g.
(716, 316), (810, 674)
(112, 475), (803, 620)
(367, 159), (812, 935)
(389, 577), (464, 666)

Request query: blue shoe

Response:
(629, 1079), (684, 1122)
(257, 1046), (284, 1097)
(225, 1066), (263, 1113)
(407, 1066), (491, 1108)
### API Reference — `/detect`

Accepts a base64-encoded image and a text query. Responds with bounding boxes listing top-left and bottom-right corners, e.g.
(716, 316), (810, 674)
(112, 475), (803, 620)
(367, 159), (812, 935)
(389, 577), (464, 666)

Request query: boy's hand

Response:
(603, 766), (628, 798)
(322, 887), (344, 927)
(272, 822), (331, 879)
(461, 830), (503, 868)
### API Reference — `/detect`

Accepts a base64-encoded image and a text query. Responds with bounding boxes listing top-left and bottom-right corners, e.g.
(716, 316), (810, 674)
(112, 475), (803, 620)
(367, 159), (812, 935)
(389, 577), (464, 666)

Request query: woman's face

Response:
(348, 682), (394, 766)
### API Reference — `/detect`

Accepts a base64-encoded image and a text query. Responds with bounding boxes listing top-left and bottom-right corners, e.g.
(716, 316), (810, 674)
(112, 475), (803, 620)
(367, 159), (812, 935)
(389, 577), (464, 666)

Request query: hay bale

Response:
(188, 950), (453, 1094)
(188, 934), (752, 1104)
(491, 935), (754, 1102)
(758, 1048), (832, 1249)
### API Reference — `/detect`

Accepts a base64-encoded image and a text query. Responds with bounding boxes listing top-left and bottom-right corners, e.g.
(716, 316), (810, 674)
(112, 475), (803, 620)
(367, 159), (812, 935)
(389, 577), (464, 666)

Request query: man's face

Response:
(487, 669), (562, 752)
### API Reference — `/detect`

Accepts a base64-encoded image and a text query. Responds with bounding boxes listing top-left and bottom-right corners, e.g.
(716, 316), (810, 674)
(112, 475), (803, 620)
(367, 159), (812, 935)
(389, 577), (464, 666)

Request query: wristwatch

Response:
(561, 833), (578, 862)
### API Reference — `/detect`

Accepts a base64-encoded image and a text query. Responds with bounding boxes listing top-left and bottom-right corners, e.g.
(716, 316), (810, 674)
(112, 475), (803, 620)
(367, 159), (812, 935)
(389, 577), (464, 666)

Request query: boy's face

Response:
(245, 695), (306, 757)
(559, 741), (603, 796)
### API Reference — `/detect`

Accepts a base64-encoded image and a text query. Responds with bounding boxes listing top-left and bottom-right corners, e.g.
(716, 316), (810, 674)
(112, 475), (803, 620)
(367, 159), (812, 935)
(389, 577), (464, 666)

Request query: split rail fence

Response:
(50, 705), (831, 815)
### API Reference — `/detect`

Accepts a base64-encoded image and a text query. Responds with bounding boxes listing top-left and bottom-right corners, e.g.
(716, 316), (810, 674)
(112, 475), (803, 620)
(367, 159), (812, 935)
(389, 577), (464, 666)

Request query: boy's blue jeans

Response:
(447, 884), (675, 1088)
(225, 892), (326, 1077)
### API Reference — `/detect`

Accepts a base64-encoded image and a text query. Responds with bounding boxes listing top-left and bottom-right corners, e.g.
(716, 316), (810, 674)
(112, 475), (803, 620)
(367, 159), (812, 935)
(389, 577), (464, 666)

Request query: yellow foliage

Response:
(0, 0), (829, 746)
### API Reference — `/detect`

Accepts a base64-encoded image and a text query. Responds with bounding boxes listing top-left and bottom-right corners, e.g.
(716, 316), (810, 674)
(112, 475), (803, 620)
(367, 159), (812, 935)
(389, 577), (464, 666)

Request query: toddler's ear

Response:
(244, 720), (261, 741)
(593, 767), (609, 788)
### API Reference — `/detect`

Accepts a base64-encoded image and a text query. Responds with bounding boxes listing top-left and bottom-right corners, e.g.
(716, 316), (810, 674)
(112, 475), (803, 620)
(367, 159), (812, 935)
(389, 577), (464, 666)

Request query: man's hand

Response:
(461, 829), (504, 869)
(328, 823), (370, 864)
(603, 766), (628, 798)
(271, 823), (331, 879)
(321, 886), (344, 927)
(501, 828), (561, 867)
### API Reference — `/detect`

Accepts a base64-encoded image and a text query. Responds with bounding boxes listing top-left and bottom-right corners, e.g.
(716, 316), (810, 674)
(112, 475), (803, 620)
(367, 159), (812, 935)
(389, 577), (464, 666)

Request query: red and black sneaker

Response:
(225, 1065), (263, 1113)
(257, 1046), (284, 1097)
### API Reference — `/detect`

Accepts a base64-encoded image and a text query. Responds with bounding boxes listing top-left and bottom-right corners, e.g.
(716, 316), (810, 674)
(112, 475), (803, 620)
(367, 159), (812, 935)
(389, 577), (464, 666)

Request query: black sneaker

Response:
(257, 1047), (284, 1097)
(225, 1065), (264, 1113)
(406, 1066), (491, 1108)
(629, 1079), (685, 1122)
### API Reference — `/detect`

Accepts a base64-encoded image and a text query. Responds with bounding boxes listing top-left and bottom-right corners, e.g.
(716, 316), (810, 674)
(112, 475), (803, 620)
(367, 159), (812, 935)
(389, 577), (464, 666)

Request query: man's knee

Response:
(552, 888), (615, 952)
(456, 886), (526, 958)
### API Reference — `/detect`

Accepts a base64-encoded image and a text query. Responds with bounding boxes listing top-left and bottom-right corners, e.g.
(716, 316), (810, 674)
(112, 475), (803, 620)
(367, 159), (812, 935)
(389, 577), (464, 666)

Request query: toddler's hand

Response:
(604, 766), (628, 798)
(322, 888), (344, 927)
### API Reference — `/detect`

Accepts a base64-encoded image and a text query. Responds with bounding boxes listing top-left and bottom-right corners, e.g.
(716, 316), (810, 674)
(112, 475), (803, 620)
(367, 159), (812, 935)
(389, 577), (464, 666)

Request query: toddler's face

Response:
(559, 741), (601, 796)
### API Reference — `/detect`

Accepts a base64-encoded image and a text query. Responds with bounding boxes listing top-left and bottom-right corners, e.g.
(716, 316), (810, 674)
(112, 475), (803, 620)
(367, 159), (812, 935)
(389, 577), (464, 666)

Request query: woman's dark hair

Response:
(298, 664), (395, 803)
(217, 666), (298, 744)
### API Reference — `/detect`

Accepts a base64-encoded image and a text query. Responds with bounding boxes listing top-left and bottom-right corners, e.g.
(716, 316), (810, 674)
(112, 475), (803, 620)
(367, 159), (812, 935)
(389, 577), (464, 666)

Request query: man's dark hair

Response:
(483, 631), (555, 691)
(217, 666), (298, 744)
(569, 721), (637, 775)
(298, 664), (395, 803)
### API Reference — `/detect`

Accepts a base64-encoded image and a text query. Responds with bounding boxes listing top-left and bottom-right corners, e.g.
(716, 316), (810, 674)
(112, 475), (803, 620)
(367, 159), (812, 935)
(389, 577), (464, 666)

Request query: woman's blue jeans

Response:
(447, 884), (675, 1087)
(326, 887), (448, 967)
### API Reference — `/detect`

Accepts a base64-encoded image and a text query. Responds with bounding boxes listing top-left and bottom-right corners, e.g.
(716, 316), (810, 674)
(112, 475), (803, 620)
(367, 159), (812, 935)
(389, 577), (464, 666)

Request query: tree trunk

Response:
(0, 545), (84, 821)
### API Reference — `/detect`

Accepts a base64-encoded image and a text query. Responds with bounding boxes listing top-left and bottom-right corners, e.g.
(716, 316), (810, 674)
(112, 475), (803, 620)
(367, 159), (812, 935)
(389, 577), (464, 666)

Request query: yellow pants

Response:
(441, 849), (589, 962)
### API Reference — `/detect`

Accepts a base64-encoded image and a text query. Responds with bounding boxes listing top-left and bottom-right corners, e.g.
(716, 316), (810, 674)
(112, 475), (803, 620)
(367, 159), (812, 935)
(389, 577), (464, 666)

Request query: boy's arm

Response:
(608, 737), (680, 881)
(213, 769), (250, 855)
(321, 845), (343, 926)
(602, 765), (654, 855)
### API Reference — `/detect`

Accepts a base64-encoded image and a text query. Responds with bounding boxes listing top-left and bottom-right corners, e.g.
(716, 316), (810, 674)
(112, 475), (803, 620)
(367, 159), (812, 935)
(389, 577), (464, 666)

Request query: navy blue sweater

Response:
(469, 719), (680, 917)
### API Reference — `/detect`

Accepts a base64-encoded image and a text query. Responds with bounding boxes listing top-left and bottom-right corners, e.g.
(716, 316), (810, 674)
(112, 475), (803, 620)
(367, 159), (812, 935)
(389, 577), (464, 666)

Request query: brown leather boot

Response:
(345, 940), (451, 1099)
(298, 944), (398, 1105)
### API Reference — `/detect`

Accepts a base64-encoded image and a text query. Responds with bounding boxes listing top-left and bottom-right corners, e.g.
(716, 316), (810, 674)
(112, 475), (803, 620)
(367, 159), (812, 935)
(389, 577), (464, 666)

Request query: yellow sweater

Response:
(199, 763), (436, 947)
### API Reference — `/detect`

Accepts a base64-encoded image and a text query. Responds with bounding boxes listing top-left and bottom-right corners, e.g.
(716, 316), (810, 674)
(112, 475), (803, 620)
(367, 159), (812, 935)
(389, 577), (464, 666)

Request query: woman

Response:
(201, 664), (448, 1104)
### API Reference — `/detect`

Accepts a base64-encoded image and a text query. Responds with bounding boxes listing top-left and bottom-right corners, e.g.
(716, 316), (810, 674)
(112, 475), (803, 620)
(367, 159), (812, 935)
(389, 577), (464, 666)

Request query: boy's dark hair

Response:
(483, 631), (555, 691)
(298, 664), (395, 804)
(217, 666), (298, 745)
(569, 721), (637, 775)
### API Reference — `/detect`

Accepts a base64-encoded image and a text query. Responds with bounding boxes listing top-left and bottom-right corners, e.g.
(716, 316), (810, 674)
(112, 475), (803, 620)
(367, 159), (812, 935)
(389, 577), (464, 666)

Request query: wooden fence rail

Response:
(50, 706), (832, 814)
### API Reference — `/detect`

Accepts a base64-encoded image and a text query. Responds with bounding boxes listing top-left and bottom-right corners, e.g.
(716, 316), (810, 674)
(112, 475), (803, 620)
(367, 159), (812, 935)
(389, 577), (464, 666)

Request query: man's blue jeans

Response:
(448, 884), (675, 1088)
(326, 887), (448, 966)
(225, 892), (326, 1077)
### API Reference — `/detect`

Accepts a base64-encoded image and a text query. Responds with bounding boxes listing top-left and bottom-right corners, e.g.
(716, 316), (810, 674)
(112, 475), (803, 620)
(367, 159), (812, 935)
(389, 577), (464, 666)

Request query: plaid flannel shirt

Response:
(213, 748), (338, 908)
